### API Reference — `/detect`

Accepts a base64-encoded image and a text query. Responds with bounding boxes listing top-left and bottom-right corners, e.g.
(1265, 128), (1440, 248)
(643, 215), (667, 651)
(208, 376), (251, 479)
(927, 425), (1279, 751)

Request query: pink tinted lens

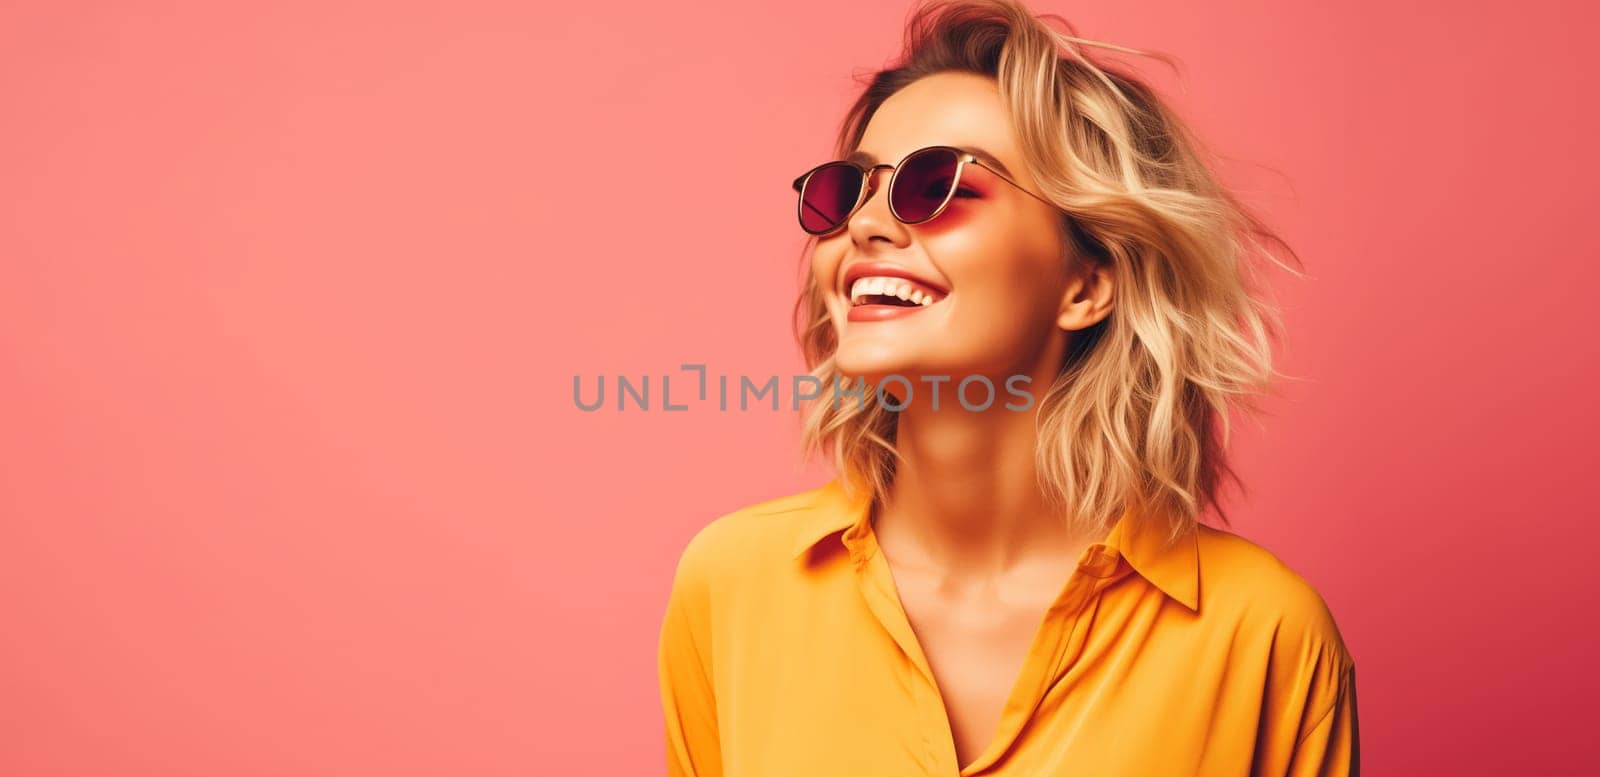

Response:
(890, 147), (961, 223)
(798, 163), (863, 234)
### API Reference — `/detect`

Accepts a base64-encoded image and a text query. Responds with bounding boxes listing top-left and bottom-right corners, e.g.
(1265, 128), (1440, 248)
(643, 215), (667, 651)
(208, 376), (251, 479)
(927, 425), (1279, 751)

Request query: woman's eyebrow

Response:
(846, 146), (1017, 178)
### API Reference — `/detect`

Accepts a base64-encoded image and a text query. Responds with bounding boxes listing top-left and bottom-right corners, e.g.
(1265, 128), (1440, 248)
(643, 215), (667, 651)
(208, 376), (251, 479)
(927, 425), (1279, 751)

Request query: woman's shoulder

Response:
(669, 481), (844, 587)
(1193, 523), (1356, 668)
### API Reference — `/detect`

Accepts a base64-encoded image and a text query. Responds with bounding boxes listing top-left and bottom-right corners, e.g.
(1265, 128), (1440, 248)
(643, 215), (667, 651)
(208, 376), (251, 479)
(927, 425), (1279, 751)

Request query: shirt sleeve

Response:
(657, 530), (723, 777)
(1285, 663), (1360, 777)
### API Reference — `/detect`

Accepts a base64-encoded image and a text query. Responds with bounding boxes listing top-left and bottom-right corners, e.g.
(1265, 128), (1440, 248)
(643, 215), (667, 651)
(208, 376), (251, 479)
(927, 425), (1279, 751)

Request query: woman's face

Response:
(810, 71), (1091, 392)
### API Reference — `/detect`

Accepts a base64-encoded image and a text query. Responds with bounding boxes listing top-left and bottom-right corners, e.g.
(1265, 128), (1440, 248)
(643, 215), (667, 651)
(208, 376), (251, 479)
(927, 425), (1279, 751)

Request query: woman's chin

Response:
(834, 352), (915, 383)
(834, 363), (948, 388)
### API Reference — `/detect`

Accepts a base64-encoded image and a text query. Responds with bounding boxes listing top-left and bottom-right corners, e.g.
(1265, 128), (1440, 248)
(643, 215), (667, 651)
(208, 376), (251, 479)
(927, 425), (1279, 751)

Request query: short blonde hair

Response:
(794, 0), (1303, 540)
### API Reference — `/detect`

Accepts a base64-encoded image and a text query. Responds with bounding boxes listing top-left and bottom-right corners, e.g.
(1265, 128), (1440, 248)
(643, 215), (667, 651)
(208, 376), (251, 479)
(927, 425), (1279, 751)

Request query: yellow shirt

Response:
(658, 479), (1358, 776)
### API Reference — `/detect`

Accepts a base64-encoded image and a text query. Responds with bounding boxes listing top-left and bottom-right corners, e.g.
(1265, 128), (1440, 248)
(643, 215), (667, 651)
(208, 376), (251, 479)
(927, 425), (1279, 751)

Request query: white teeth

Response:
(848, 275), (945, 307)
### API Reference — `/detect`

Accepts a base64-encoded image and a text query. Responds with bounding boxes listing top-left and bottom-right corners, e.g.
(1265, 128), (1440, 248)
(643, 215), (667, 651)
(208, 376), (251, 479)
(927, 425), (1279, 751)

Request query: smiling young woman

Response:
(658, 1), (1358, 775)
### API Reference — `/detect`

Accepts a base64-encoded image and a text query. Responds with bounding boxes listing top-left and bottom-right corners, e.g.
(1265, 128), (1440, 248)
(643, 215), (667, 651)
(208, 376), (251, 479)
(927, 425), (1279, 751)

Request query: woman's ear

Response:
(1057, 260), (1115, 331)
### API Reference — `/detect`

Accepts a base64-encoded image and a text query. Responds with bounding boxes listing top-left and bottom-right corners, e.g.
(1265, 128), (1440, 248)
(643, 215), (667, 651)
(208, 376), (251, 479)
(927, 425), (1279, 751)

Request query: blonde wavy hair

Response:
(793, 0), (1304, 540)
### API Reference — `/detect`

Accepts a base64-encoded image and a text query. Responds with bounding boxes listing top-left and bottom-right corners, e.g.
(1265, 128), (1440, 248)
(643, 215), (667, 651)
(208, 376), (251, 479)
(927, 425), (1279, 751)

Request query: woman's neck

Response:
(875, 370), (1104, 578)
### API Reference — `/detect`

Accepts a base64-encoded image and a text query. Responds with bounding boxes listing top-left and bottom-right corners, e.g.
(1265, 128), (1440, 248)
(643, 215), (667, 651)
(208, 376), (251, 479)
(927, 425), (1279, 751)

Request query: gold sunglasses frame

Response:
(790, 145), (1054, 236)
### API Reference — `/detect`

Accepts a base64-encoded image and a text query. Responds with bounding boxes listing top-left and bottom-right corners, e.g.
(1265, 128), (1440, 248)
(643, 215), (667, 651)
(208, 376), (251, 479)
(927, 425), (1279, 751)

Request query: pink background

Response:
(1, 0), (1595, 774)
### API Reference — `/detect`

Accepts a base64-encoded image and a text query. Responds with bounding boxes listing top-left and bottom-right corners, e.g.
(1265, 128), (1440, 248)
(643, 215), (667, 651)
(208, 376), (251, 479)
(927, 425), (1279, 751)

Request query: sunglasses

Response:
(790, 145), (1053, 236)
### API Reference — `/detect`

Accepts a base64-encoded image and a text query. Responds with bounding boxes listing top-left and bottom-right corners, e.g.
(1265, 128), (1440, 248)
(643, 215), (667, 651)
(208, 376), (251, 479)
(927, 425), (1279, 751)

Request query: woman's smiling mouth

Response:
(841, 262), (948, 322)
(846, 276), (948, 322)
(849, 276), (944, 307)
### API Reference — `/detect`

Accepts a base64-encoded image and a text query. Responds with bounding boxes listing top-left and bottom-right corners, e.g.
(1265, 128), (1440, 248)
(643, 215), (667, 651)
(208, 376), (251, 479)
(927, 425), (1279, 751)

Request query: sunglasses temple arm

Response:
(962, 158), (1050, 208)
(1000, 171), (1056, 208)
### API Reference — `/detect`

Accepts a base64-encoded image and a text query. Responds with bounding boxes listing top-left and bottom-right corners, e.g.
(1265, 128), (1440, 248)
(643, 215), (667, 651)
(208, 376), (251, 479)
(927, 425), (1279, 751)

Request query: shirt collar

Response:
(791, 479), (1200, 612)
